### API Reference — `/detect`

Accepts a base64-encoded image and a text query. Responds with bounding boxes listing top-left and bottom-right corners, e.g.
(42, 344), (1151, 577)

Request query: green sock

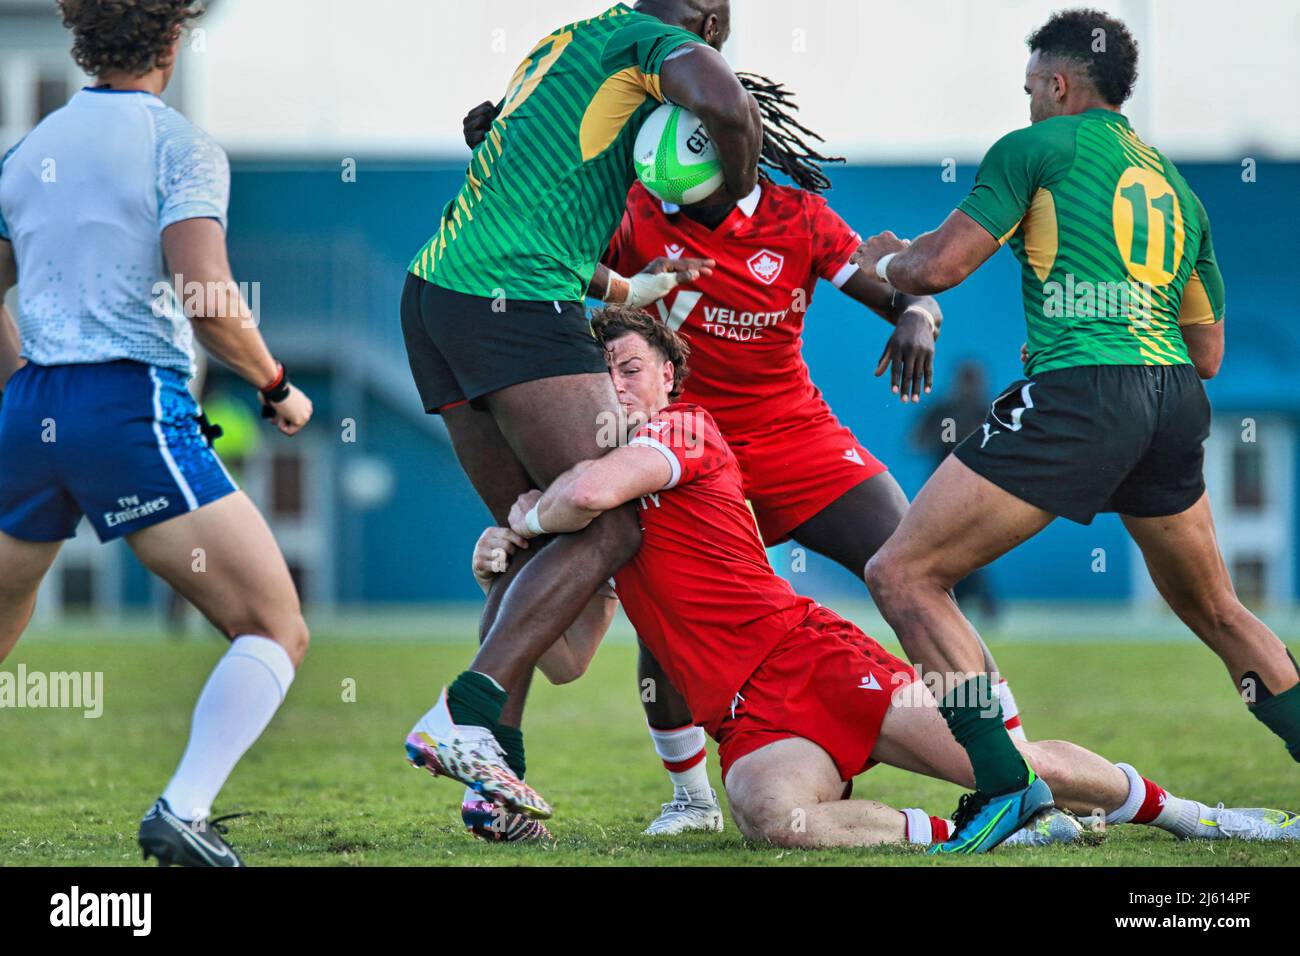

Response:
(495, 724), (526, 779)
(1250, 682), (1300, 763)
(939, 674), (1030, 795)
(447, 670), (506, 733)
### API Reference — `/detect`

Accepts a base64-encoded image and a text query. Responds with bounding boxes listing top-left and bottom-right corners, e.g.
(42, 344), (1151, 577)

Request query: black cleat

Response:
(138, 798), (248, 867)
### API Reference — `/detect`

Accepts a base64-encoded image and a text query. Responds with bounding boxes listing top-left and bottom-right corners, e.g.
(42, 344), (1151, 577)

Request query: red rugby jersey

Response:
(612, 402), (816, 725)
(603, 181), (861, 434)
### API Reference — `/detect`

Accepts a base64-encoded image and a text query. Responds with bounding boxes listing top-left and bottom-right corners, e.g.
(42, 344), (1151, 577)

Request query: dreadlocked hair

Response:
(737, 71), (843, 193)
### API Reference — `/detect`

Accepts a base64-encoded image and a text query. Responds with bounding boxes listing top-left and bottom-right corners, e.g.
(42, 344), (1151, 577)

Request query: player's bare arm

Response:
(162, 218), (313, 435)
(0, 239), (23, 387)
(470, 526), (616, 684)
(657, 45), (761, 202)
(509, 445), (672, 539)
(851, 211), (1002, 295)
(1181, 321), (1224, 379)
(840, 268), (942, 403)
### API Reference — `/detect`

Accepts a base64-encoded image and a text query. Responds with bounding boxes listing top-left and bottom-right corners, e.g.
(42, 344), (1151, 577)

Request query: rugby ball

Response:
(633, 103), (725, 205)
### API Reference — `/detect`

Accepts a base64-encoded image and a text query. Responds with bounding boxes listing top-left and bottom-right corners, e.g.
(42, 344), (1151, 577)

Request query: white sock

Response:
(997, 679), (1027, 741)
(1106, 762), (1219, 838)
(1105, 762), (1148, 825)
(161, 635), (296, 820)
(901, 808), (931, 844)
(647, 722), (711, 796)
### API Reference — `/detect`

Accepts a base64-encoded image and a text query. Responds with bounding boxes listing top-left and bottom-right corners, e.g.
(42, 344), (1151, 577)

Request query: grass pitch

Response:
(3, 628), (1296, 867)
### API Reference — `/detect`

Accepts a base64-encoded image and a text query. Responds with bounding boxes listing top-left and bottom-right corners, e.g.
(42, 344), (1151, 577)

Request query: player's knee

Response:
(1019, 741), (1065, 789)
(728, 794), (771, 843)
(864, 550), (906, 607)
(227, 610), (309, 667)
(739, 805), (805, 848)
(727, 784), (803, 847)
(278, 613), (310, 666)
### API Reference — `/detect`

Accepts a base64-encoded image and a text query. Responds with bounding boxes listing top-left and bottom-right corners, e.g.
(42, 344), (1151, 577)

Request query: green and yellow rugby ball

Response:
(633, 103), (724, 205)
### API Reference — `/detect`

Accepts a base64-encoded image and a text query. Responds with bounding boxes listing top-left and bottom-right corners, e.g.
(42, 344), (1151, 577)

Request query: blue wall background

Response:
(221, 158), (1300, 604)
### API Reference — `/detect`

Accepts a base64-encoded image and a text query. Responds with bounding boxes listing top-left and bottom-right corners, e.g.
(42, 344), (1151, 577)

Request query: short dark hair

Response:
(59, 0), (203, 78)
(590, 306), (691, 399)
(1026, 8), (1139, 107)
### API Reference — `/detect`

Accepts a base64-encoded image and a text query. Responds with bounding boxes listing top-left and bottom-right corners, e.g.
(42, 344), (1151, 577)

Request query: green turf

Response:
(2, 635), (1296, 866)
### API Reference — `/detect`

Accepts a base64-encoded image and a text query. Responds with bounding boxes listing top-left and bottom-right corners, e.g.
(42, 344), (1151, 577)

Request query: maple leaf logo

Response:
(746, 249), (784, 285)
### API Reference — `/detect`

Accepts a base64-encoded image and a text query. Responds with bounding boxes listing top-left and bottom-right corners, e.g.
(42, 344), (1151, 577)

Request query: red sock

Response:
(663, 750), (706, 774)
(930, 816), (952, 843)
(1132, 777), (1170, 825)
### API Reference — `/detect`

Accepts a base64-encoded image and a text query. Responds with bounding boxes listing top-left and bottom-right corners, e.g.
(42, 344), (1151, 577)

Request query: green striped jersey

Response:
(957, 108), (1225, 376)
(409, 3), (699, 302)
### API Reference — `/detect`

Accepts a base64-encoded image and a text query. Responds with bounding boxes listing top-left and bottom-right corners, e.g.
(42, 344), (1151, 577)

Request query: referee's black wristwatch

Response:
(259, 361), (291, 417)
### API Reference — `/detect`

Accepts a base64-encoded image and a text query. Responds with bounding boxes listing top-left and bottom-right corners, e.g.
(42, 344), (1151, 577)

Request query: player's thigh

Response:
(126, 491), (307, 661)
(724, 737), (846, 841)
(870, 680), (975, 789)
(485, 372), (621, 487)
(441, 401), (536, 525)
(1121, 491), (1234, 619)
(0, 529), (62, 601)
(789, 470), (910, 578)
(0, 530), (63, 659)
(870, 455), (1054, 587)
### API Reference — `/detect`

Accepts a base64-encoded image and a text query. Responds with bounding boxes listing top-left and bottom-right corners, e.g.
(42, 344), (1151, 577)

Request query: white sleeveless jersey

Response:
(0, 88), (230, 375)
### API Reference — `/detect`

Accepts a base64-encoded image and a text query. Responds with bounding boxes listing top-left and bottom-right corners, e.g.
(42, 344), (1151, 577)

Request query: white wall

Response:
(110, 0), (1300, 161)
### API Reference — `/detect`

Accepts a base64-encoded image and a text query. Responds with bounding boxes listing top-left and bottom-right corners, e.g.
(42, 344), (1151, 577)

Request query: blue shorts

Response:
(0, 361), (238, 542)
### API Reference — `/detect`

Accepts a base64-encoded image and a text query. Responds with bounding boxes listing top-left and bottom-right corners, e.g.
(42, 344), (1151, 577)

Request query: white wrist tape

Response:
(875, 252), (896, 283)
(524, 503), (547, 537)
(902, 304), (938, 338)
(624, 271), (683, 309)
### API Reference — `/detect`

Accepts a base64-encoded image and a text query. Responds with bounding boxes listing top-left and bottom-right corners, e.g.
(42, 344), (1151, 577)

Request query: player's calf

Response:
(1173, 589), (1300, 761)
(1125, 500), (1300, 761)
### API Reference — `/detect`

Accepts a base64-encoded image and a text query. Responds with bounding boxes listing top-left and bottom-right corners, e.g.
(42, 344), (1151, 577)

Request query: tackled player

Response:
(483, 308), (1298, 850)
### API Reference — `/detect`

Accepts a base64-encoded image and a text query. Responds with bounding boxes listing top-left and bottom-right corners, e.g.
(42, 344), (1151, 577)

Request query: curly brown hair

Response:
(59, 0), (203, 78)
(590, 306), (691, 399)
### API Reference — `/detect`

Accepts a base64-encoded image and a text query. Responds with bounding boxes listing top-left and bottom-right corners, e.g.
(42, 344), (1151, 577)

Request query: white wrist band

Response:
(524, 503), (546, 537)
(875, 252), (896, 283)
(902, 304), (938, 339)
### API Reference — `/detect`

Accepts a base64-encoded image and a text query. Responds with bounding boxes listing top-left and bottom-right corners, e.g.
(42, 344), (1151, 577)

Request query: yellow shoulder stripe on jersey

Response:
(1020, 188), (1059, 282)
(498, 31), (574, 124)
(1119, 124), (1163, 168)
(1178, 269), (1220, 326)
(580, 67), (658, 161)
(1113, 136), (1157, 174)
